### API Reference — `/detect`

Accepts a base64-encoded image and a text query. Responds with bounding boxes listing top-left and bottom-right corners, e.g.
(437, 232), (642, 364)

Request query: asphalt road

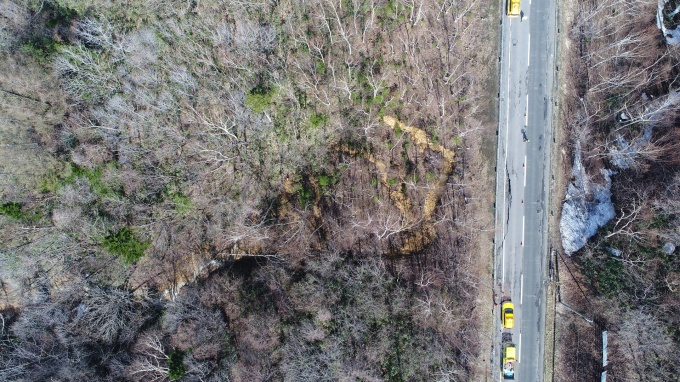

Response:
(493, 0), (556, 380)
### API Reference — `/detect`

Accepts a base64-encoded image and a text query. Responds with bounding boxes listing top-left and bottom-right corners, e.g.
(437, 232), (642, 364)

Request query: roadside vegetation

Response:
(0, 0), (498, 380)
(556, 0), (680, 379)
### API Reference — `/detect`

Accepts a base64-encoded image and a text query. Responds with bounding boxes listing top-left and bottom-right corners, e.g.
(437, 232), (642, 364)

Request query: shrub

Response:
(308, 112), (329, 129)
(318, 175), (330, 188)
(167, 350), (186, 381)
(41, 1), (79, 28)
(22, 37), (60, 63)
(0, 202), (41, 221)
(0, 202), (25, 220)
(171, 193), (193, 216)
(20, 2), (78, 63)
(58, 163), (120, 197)
(315, 59), (325, 74)
(297, 183), (313, 204)
(103, 227), (149, 264)
(245, 85), (276, 113)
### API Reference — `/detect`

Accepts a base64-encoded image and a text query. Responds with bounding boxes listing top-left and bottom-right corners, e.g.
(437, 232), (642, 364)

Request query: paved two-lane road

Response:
(494, 0), (556, 380)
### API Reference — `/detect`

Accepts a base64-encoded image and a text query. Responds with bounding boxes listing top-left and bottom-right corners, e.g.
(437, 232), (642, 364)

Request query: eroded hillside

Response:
(0, 0), (498, 380)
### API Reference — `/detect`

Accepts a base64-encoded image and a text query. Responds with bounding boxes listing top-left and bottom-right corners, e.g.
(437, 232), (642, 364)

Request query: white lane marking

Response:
(502, 244), (506, 288)
(522, 215), (525, 245)
(525, 95), (529, 113)
(502, 33), (512, 289)
(506, 35), (511, 162)
(527, 33), (531, 66)
(520, 273), (524, 305)
(518, 332), (522, 363)
(524, 155), (527, 187)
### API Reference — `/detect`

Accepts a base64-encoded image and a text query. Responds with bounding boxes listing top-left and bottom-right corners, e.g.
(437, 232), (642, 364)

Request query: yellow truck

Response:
(502, 336), (516, 380)
(507, 0), (520, 17)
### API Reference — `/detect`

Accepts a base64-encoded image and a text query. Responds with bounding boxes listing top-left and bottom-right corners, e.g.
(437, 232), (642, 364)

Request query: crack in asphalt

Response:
(506, 166), (512, 229)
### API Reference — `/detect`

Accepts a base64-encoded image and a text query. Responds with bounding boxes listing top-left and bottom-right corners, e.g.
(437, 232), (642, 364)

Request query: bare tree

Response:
(128, 334), (171, 382)
(72, 287), (154, 345)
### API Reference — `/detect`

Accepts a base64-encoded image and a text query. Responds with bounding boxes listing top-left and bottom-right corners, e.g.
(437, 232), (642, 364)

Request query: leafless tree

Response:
(612, 310), (676, 381)
(72, 287), (154, 345)
(128, 334), (171, 382)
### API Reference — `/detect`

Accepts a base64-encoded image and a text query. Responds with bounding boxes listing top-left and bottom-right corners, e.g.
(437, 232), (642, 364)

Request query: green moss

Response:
(595, 257), (627, 297)
(40, 170), (61, 194)
(164, 184), (193, 216)
(41, 2), (79, 28)
(605, 94), (622, 110)
(245, 85), (277, 113)
(425, 171), (437, 183)
(315, 59), (326, 74)
(583, 245), (630, 301)
(167, 350), (186, 380)
(0, 202), (42, 222)
(318, 173), (337, 194)
(20, 2), (77, 63)
(377, 0), (407, 26)
(297, 184), (312, 202)
(650, 213), (671, 230)
(171, 193), (193, 216)
(42, 163), (120, 197)
(309, 112), (329, 129)
(371, 88), (389, 106)
(68, 164), (102, 189)
(22, 37), (60, 63)
(318, 175), (330, 188)
(272, 106), (291, 142)
(295, 88), (308, 108)
(102, 227), (149, 264)
(67, 163), (121, 197)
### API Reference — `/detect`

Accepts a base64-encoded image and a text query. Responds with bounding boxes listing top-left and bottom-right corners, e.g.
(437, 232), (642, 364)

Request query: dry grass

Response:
(0, 52), (65, 201)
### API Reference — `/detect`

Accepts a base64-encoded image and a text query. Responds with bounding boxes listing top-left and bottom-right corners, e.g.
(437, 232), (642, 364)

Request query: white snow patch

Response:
(610, 91), (680, 169)
(658, 0), (680, 46)
(560, 142), (616, 255)
(609, 126), (653, 170)
(663, 242), (676, 254)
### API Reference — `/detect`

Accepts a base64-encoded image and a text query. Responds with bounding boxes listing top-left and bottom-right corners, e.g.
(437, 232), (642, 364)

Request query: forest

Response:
(0, 0), (498, 380)
(555, 0), (680, 380)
